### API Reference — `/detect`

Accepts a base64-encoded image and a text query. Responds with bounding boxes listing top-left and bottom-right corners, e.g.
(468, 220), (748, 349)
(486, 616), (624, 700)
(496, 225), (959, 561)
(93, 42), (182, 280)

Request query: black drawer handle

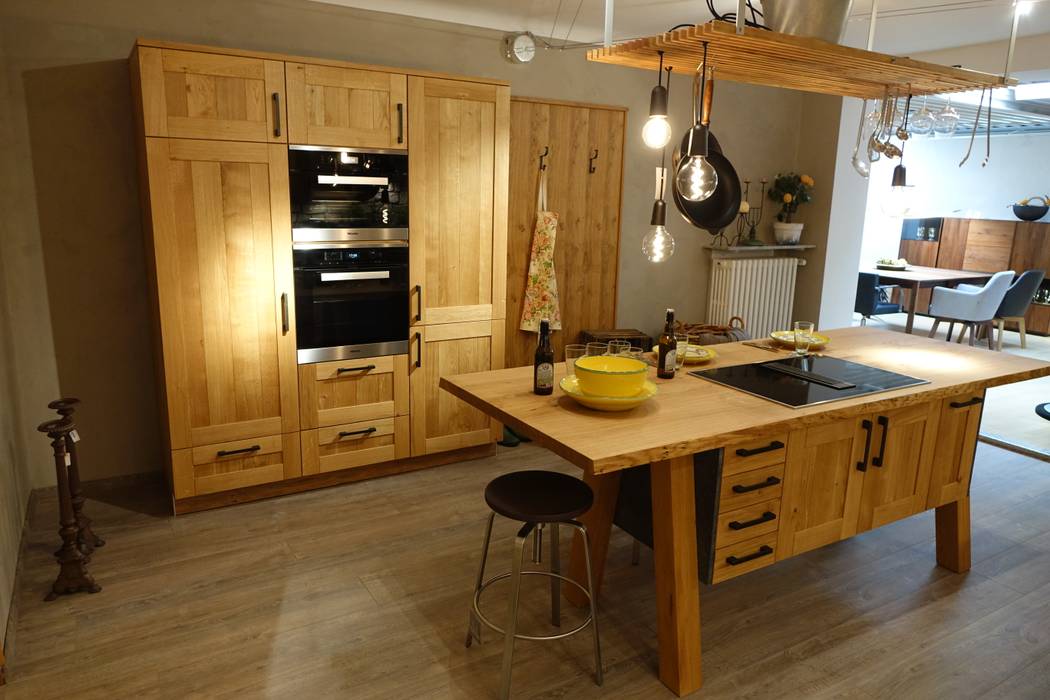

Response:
(336, 364), (376, 374)
(871, 415), (889, 467)
(339, 427), (377, 438)
(950, 397), (984, 409)
(731, 476), (781, 494)
(726, 545), (774, 566)
(728, 511), (776, 531)
(735, 440), (784, 458)
(857, 419), (873, 472)
(217, 444), (261, 457)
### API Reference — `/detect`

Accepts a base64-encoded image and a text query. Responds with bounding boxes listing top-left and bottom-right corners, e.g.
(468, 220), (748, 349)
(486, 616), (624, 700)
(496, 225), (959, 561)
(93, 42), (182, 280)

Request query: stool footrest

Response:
(473, 570), (594, 642)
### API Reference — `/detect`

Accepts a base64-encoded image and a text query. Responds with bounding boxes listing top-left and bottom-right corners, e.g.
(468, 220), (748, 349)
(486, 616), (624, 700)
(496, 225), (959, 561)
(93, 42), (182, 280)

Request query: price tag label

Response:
(69, 430), (81, 443)
(64, 453), (72, 467)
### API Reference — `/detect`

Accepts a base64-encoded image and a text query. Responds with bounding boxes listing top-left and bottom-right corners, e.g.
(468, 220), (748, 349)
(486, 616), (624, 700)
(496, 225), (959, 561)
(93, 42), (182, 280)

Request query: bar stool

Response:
(465, 470), (602, 700)
(49, 398), (105, 555)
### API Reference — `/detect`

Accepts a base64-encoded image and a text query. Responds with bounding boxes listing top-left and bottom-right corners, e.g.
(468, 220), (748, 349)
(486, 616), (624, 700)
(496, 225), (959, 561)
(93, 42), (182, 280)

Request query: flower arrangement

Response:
(767, 173), (814, 223)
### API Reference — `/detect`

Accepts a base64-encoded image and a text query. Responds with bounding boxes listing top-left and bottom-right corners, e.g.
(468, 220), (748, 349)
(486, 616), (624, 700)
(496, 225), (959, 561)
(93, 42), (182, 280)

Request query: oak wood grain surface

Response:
(441, 327), (1050, 474)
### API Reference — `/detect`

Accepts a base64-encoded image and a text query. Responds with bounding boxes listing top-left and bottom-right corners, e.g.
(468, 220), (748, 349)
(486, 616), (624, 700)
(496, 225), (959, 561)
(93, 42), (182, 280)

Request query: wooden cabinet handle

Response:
(726, 545), (773, 566)
(731, 476), (781, 494)
(217, 444), (261, 457)
(735, 440), (784, 457)
(272, 92), (282, 137)
(339, 427), (377, 438)
(336, 364), (376, 374)
(950, 397), (983, 409)
(396, 103), (404, 144)
(871, 415), (889, 467)
(857, 419), (873, 472)
(728, 511), (776, 531)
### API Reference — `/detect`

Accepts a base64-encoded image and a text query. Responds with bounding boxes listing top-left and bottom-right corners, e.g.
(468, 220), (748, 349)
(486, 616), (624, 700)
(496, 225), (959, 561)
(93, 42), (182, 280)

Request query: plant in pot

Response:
(768, 172), (814, 244)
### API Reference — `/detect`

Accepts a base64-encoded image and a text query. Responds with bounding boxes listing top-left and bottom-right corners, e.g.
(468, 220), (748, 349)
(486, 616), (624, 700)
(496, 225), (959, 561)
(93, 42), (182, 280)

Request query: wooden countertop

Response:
(441, 327), (1050, 474)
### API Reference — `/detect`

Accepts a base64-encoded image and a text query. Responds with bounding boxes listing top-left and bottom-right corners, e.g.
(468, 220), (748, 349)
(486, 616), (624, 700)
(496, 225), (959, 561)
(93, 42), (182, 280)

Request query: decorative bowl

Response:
(573, 355), (649, 398)
(560, 376), (657, 412)
(1013, 203), (1049, 222)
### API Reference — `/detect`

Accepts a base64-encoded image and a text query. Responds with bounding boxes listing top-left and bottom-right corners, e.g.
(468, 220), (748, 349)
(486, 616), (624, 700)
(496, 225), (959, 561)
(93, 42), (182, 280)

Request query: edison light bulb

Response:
(675, 156), (718, 202)
(642, 224), (675, 262)
(642, 116), (673, 149)
(881, 186), (914, 218)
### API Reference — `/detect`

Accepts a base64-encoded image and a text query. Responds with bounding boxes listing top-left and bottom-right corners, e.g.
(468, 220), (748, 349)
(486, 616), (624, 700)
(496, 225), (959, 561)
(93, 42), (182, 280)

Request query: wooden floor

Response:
(4, 442), (1050, 699)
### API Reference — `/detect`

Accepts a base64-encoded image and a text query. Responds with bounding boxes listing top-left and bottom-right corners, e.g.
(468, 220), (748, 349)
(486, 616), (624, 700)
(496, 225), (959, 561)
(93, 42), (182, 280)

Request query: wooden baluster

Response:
(37, 419), (100, 600)
(48, 398), (105, 554)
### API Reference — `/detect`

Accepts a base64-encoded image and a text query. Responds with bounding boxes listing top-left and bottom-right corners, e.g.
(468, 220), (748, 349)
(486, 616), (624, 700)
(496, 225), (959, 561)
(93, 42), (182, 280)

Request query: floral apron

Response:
(519, 169), (562, 332)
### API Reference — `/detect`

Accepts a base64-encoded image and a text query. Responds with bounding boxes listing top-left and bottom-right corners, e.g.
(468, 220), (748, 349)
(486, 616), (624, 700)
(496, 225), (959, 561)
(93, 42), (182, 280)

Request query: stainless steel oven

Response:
(289, 145), (408, 243)
(293, 241), (409, 363)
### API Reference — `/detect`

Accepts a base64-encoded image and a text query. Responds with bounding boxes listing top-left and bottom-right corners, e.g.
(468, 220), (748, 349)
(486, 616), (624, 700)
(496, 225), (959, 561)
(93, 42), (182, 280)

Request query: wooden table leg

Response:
(651, 456), (703, 696)
(935, 496), (971, 573)
(566, 470), (621, 607)
(905, 282), (919, 334)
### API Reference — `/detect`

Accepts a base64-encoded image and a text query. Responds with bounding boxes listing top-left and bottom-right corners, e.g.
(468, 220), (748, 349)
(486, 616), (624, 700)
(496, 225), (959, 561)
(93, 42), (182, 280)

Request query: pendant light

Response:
(643, 166), (674, 262)
(882, 96), (915, 217)
(642, 51), (672, 149)
(674, 43), (718, 203)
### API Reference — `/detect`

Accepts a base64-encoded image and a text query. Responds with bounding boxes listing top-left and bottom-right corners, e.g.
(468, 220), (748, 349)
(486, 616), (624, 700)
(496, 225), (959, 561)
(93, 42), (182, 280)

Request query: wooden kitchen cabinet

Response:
(298, 355), (409, 429)
(302, 416), (410, 475)
(927, 391), (985, 508)
(143, 138), (299, 449)
(171, 433), (301, 499)
(410, 320), (504, 455)
(134, 47), (286, 143)
(407, 76), (509, 326)
(285, 63), (407, 148)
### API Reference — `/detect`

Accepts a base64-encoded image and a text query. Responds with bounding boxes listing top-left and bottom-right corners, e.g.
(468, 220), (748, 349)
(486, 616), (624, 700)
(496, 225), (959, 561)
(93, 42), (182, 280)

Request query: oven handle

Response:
(319, 271), (391, 282)
(317, 174), (390, 186)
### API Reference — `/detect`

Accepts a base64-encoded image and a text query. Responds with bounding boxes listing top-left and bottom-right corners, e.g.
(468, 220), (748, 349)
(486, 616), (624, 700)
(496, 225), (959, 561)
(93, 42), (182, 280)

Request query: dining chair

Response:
(927, 270), (1015, 349)
(956, 270), (1044, 350)
(854, 272), (903, 325)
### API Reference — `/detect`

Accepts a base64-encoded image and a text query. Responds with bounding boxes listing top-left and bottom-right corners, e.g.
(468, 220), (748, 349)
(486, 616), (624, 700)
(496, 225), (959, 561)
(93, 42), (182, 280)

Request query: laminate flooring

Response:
(3, 442), (1050, 699)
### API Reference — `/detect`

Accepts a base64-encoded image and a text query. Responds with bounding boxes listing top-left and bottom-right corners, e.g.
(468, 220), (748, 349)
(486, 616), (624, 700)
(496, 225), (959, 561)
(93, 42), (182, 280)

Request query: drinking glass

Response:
(608, 339), (631, 355)
(564, 344), (586, 377)
(794, 321), (815, 356)
(674, 334), (691, 371)
(586, 342), (608, 357)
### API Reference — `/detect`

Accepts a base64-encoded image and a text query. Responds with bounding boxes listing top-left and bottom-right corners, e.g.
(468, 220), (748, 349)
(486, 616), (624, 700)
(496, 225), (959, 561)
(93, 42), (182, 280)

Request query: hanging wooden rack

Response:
(587, 22), (1014, 99)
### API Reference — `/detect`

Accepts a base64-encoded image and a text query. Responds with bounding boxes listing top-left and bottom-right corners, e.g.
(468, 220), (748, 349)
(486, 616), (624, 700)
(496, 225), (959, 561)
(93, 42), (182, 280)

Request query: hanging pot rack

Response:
(587, 22), (1014, 100)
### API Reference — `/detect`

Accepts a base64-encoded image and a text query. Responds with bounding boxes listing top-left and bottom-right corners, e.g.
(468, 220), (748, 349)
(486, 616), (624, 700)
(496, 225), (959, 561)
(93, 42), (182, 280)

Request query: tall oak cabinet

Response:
(131, 40), (508, 512)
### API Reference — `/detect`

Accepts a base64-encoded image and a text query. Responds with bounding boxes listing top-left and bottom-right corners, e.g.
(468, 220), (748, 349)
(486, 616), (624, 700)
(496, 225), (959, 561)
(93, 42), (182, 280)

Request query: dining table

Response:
(440, 327), (1050, 696)
(863, 265), (994, 334)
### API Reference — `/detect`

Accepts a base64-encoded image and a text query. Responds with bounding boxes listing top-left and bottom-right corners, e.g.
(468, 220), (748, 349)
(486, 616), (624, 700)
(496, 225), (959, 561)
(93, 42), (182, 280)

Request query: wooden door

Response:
(410, 320), (504, 455)
(927, 392), (984, 508)
(285, 63), (406, 148)
(144, 138), (298, 449)
(936, 218), (969, 269)
(777, 418), (868, 558)
(963, 219), (1015, 272)
(408, 77), (509, 326)
(856, 402), (940, 531)
(135, 47), (286, 142)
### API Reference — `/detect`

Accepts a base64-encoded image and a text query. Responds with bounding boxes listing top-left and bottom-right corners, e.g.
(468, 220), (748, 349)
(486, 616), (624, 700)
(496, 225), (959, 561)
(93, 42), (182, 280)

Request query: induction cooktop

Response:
(689, 355), (928, 408)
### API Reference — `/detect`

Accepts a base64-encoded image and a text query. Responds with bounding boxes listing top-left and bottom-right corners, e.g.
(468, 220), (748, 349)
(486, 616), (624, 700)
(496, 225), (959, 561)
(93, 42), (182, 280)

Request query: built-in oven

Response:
(293, 241), (409, 363)
(289, 145), (408, 242)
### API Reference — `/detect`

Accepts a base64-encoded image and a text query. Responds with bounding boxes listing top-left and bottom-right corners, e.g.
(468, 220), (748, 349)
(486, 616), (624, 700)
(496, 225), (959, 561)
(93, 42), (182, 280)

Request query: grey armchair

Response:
(927, 270), (1015, 349)
(955, 270), (1045, 350)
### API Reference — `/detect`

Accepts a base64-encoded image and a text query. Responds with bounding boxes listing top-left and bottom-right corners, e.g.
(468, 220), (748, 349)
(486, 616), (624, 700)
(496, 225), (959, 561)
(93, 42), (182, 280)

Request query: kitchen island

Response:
(441, 326), (1050, 696)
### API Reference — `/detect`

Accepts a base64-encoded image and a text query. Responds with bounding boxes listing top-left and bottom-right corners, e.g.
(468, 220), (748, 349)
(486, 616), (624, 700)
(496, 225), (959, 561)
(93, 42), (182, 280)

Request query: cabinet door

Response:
(145, 138), (298, 449)
(136, 47), (286, 142)
(410, 320), (504, 455)
(857, 402), (940, 531)
(285, 63), (406, 148)
(408, 77), (509, 325)
(171, 433), (301, 499)
(963, 220), (1015, 273)
(936, 218), (969, 269)
(777, 418), (868, 559)
(927, 392), (984, 508)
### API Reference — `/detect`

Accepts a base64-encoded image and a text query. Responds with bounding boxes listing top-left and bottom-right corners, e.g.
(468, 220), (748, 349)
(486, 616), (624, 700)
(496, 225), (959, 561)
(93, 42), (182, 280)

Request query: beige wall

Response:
(0, 0), (820, 492)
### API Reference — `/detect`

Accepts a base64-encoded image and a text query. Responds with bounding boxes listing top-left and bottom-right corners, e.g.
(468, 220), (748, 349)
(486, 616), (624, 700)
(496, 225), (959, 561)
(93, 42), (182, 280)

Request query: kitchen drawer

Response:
(715, 498), (781, 548)
(723, 433), (788, 476)
(712, 532), (778, 584)
(172, 433), (301, 499)
(720, 463), (784, 511)
(302, 416), (409, 475)
(299, 355), (409, 429)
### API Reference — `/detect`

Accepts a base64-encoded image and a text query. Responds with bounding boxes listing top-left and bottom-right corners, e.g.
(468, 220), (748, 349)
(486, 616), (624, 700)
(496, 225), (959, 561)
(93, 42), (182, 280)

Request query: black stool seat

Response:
(485, 470), (593, 523)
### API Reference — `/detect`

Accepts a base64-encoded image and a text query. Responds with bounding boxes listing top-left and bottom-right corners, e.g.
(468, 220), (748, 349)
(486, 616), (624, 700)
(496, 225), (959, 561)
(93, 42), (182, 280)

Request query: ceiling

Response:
(312, 0), (1050, 55)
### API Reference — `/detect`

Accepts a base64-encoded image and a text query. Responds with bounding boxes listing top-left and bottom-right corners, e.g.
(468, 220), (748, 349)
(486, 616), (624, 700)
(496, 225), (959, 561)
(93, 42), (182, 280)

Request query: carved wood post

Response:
(48, 398), (105, 554)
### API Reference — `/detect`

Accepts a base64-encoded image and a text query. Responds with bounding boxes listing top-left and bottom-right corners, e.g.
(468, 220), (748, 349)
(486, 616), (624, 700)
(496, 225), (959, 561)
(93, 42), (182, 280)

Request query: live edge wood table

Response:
(441, 327), (1050, 696)
(862, 265), (993, 334)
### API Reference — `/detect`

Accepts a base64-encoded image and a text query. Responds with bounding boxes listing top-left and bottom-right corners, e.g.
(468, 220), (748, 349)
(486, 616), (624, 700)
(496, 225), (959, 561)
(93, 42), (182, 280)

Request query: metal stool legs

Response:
(498, 522), (531, 699)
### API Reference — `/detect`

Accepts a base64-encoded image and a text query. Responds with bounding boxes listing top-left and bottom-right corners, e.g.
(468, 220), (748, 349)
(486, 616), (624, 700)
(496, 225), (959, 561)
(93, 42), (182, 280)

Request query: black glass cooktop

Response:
(689, 355), (927, 408)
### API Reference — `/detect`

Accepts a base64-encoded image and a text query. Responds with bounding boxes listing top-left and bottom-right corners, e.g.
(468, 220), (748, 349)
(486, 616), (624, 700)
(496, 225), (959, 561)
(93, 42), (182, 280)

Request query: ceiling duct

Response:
(761, 0), (855, 44)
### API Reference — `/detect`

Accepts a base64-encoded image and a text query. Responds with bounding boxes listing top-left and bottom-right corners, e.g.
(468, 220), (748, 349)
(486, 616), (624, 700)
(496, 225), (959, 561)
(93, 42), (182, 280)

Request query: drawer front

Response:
(713, 533), (778, 584)
(299, 355), (409, 429)
(723, 433), (789, 476)
(716, 498), (781, 549)
(172, 433), (301, 499)
(720, 463), (785, 511)
(302, 416), (409, 475)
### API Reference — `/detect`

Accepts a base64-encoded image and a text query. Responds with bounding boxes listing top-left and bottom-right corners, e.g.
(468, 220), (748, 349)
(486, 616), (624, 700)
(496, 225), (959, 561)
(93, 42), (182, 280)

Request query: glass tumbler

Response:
(674, 334), (691, 371)
(564, 344), (586, 377)
(586, 342), (609, 357)
(608, 339), (631, 355)
(794, 321), (815, 356)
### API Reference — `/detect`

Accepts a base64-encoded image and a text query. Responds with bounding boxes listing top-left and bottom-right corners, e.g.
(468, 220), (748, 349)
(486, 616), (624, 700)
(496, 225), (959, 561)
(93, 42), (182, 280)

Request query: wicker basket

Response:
(674, 316), (750, 345)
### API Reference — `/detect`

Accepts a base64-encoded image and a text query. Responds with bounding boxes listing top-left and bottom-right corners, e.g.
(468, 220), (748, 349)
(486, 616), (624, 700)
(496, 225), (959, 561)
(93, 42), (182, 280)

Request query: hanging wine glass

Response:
(932, 96), (960, 136)
(910, 95), (934, 135)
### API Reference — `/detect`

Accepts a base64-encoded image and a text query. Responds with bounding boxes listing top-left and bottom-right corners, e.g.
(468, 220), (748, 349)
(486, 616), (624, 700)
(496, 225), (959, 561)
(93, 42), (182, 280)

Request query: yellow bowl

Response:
(573, 355), (649, 397)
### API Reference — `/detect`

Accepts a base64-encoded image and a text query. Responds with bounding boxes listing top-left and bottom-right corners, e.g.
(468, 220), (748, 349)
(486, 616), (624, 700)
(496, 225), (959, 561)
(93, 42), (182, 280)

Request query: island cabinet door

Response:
(776, 418), (868, 559)
(285, 63), (407, 148)
(927, 391), (985, 508)
(407, 76), (509, 326)
(409, 320), (504, 456)
(856, 402), (941, 532)
(144, 138), (299, 449)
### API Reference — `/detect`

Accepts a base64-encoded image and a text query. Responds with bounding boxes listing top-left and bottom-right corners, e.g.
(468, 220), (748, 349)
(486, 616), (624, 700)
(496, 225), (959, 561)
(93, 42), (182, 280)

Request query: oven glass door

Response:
(293, 244), (409, 363)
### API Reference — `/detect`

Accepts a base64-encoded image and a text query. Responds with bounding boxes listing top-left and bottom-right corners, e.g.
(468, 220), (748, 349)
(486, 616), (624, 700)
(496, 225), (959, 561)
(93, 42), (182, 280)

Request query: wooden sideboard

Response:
(895, 217), (1050, 333)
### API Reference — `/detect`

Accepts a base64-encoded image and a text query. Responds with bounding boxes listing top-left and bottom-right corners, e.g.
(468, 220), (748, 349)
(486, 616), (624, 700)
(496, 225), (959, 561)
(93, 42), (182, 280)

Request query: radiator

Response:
(707, 258), (801, 338)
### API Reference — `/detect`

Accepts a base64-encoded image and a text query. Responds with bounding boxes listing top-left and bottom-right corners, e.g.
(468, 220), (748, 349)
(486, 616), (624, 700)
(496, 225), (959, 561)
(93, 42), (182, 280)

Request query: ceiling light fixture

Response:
(674, 42), (718, 203)
(643, 51), (673, 149)
(1015, 0), (1034, 16)
(642, 166), (674, 262)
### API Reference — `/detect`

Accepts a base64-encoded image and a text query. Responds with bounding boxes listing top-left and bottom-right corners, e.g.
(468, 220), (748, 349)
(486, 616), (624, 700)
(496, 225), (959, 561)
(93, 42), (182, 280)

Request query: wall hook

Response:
(539, 146), (549, 171)
(588, 149), (599, 173)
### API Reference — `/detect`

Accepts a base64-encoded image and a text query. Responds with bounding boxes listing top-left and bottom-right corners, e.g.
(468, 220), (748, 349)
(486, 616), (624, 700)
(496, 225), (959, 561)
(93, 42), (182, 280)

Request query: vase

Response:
(773, 222), (804, 245)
